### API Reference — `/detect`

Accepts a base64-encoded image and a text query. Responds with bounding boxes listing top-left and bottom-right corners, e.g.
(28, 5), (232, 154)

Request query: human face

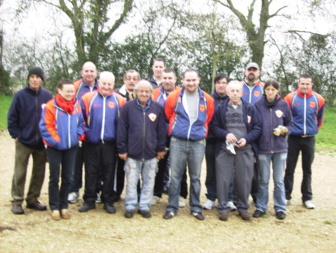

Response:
(162, 72), (177, 93)
(29, 74), (43, 91)
(183, 71), (200, 94)
(215, 78), (228, 96)
(227, 84), (243, 105)
(99, 77), (114, 97)
(152, 60), (165, 79)
(123, 72), (139, 92)
(298, 78), (313, 94)
(58, 84), (75, 101)
(245, 67), (260, 82)
(265, 85), (278, 102)
(136, 85), (152, 106)
(80, 62), (98, 85)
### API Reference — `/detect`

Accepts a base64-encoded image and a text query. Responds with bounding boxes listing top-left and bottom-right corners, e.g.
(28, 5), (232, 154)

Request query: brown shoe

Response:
(60, 209), (71, 219)
(11, 204), (24, 215)
(26, 201), (47, 211)
(51, 210), (61, 220)
(219, 212), (228, 221)
(239, 212), (251, 221)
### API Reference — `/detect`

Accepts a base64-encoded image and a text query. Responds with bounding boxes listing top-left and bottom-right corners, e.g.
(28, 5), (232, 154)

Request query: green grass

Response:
(0, 94), (12, 130)
(316, 107), (336, 152)
(0, 94), (335, 152)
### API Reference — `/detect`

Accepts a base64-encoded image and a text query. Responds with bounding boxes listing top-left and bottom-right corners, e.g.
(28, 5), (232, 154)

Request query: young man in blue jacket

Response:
(8, 67), (52, 214)
(117, 80), (167, 218)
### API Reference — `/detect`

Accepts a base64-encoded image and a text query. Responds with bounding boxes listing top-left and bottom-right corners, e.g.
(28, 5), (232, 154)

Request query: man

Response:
(8, 66), (52, 214)
(241, 62), (264, 204)
(68, 61), (99, 204)
(203, 73), (237, 211)
(78, 71), (125, 214)
(117, 80), (167, 218)
(284, 74), (325, 209)
(212, 81), (261, 221)
(152, 68), (188, 208)
(163, 69), (214, 220)
(148, 58), (165, 89)
(114, 69), (141, 201)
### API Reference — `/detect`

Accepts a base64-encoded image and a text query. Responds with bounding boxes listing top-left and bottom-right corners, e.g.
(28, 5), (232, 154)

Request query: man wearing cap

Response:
(241, 62), (265, 204)
(8, 66), (52, 214)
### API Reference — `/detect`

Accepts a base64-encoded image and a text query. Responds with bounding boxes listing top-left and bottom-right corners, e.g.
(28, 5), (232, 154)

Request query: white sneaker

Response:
(202, 199), (215, 210)
(304, 200), (315, 209)
(96, 193), (102, 203)
(227, 201), (237, 211)
(68, 192), (79, 204)
(151, 196), (161, 206)
(179, 196), (186, 208)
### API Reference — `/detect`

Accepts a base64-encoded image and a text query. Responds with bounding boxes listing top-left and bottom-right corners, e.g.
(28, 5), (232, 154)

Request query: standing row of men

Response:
(8, 61), (324, 221)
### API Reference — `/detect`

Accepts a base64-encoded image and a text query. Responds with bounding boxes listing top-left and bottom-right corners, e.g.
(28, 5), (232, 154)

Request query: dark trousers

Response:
(47, 146), (76, 211)
(83, 142), (117, 204)
(205, 140), (217, 201)
(11, 141), (47, 205)
(250, 162), (259, 203)
(70, 144), (84, 192)
(153, 153), (188, 199)
(284, 135), (315, 201)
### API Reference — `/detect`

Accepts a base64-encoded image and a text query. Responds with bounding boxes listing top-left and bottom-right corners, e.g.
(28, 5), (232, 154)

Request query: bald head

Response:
(81, 61), (98, 85)
(226, 80), (243, 105)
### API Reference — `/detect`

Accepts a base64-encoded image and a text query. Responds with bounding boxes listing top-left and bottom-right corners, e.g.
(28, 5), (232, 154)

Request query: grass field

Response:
(0, 94), (12, 130)
(0, 94), (335, 150)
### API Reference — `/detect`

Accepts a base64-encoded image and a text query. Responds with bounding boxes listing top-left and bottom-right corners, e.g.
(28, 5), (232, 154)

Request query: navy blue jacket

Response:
(211, 98), (262, 155)
(207, 91), (228, 141)
(254, 95), (293, 154)
(8, 84), (52, 149)
(117, 99), (167, 160)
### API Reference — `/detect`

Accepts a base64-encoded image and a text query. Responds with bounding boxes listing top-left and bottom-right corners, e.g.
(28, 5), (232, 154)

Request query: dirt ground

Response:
(0, 131), (335, 253)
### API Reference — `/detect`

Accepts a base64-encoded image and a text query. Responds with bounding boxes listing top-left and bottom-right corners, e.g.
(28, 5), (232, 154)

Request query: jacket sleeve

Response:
(283, 102), (293, 134)
(164, 92), (176, 121)
(244, 106), (262, 143)
(76, 103), (87, 141)
(317, 95), (325, 129)
(7, 93), (20, 139)
(39, 102), (60, 147)
(117, 104), (128, 154)
(205, 94), (215, 125)
(211, 104), (229, 140)
(157, 106), (168, 152)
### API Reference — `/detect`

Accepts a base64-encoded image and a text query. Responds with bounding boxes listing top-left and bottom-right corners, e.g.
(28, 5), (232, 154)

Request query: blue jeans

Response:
(166, 137), (205, 213)
(124, 157), (157, 211)
(256, 153), (287, 213)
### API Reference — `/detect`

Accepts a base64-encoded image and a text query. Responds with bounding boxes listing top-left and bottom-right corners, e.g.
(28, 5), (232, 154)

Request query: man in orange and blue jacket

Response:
(163, 69), (214, 221)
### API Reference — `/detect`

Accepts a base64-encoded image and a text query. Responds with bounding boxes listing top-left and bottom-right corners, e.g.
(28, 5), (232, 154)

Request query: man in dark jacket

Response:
(117, 80), (167, 219)
(8, 67), (52, 214)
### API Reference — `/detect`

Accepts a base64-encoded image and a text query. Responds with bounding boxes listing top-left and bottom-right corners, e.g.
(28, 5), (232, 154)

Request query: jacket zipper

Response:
(142, 111), (146, 161)
(101, 96), (106, 143)
(303, 94), (307, 135)
(270, 108), (273, 153)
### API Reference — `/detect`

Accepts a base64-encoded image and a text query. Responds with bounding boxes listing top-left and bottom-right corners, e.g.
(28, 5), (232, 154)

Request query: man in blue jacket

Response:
(117, 80), (167, 218)
(8, 67), (52, 214)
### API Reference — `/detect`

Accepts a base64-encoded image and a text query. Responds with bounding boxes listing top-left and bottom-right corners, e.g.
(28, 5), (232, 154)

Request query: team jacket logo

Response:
(254, 91), (260, 97)
(310, 102), (316, 108)
(108, 102), (115, 108)
(148, 113), (157, 121)
(199, 104), (205, 112)
(275, 110), (283, 118)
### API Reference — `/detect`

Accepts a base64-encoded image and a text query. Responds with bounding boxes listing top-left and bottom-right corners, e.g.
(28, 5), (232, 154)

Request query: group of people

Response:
(8, 59), (325, 222)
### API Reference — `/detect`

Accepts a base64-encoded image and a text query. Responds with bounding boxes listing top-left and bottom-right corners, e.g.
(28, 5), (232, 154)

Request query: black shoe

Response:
(191, 212), (205, 220)
(253, 209), (266, 218)
(78, 202), (96, 212)
(26, 201), (47, 211)
(163, 211), (175, 219)
(276, 211), (286, 220)
(124, 210), (135, 218)
(104, 203), (116, 214)
(12, 204), (24, 214)
(138, 210), (152, 218)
